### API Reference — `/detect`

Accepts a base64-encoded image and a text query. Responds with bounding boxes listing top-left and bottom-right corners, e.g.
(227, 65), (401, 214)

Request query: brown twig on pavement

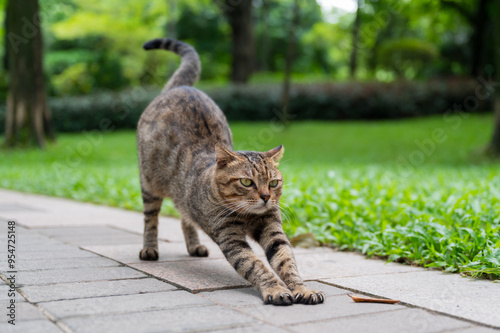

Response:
(348, 294), (400, 304)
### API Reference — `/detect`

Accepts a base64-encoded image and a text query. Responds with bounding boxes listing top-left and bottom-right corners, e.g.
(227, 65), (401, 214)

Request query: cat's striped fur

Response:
(137, 38), (324, 305)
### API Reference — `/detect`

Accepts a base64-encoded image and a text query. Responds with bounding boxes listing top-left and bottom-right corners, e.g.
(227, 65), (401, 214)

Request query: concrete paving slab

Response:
(294, 251), (423, 280)
(55, 235), (142, 246)
(34, 226), (142, 246)
(0, 202), (44, 212)
(8, 242), (78, 253)
(323, 271), (500, 328)
(200, 287), (263, 308)
(18, 266), (147, 285)
(16, 257), (120, 271)
(199, 281), (349, 308)
(21, 277), (176, 303)
(6, 237), (66, 249)
(0, 234), (49, 243)
(0, 285), (24, 302)
(0, 222), (31, 233)
(83, 242), (225, 264)
(1, 212), (117, 228)
(287, 308), (472, 333)
(0, 319), (64, 333)
(130, 259), (251, 291)
(7, 248), (97, 260)
(41, 290), (213, 319)
(35, 226), (129, 237)
(235, 294), (403, 326)
(61, 305), (255, 333)
(452, 327), (500, 332)
(0, 285), (11, 301)
(0, 301), (47, 321)
(207, 325), (291, 333)
(303, 281), (350, 295)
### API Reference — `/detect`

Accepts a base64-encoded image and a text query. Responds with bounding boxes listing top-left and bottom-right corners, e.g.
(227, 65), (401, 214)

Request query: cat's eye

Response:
(269, 180), (279, 187)
(240, 178), (253, 187)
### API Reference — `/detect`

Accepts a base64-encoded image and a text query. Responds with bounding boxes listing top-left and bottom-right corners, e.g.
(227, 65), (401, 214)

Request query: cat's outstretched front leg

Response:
(214, 226), (294, 305)
(254, 222), (325, 304)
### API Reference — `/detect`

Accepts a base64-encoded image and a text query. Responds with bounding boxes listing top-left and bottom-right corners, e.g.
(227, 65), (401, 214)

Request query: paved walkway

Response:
(0, 189), (498, 333)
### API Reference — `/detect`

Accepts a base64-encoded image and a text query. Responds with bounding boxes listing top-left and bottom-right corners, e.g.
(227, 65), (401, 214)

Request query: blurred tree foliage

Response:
(377, 38), (438, 78)
(0, 0), (497, 98)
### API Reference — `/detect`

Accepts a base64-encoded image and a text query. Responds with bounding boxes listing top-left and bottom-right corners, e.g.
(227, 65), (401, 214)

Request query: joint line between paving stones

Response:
(46, 303), (218, 322)
(196, 294), (295, 333)
(187, 323), (272, 333)
(438, 325), (484, 332)
(15, 276), (153, 287)
(286, 307), (407, 328)
(34, 288), (182, 304)
(317, 280), (500, 330)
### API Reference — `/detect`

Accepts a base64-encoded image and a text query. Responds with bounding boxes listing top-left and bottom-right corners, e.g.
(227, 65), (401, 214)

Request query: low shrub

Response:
(0, 79), (491, 133)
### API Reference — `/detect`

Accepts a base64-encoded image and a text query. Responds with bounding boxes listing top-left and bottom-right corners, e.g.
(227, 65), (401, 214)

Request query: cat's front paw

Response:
(262, 285), (294, 306)
(139, 247), (159, 261)
(292, 285), (325, 305)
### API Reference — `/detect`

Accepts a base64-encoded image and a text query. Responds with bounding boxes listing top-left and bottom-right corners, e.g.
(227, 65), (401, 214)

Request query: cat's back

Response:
(138, 86), (232, 149)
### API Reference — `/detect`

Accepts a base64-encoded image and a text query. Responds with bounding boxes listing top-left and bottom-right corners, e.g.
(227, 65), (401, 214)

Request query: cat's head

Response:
(214, 144), (284, 214)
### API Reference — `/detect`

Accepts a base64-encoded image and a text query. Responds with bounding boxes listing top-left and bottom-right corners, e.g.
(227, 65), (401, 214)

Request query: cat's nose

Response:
(260, 194), (270, 203)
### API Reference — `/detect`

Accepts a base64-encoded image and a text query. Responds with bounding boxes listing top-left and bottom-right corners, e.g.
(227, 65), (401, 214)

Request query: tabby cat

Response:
(137, 38), (324, 305)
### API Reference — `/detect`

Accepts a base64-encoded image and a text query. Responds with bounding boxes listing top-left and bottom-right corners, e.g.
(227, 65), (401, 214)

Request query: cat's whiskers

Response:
(208, 202), (239, 226)
(211, 201), (248, 227)
(205, 198), (239, 215)
(233, 201), (253, 221)
(275, 201), (295, 227)
(278, 201), (295, 220)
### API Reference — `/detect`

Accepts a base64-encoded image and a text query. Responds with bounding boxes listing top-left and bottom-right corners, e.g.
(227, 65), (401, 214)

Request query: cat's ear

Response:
(264, 145), (284, 165)
(215, 144), (243, 168)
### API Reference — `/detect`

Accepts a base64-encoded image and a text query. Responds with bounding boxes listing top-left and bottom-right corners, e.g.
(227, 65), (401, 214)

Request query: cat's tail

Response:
(143, 38), (201, 92)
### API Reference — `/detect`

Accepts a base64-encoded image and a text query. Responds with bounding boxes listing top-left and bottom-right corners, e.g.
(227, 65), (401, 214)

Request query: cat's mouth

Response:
(250, 201), (271, 213)
(224, 201), (272, 215)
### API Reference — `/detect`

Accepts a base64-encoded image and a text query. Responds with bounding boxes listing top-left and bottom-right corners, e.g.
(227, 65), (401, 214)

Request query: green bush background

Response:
(0, 79), (490, 133)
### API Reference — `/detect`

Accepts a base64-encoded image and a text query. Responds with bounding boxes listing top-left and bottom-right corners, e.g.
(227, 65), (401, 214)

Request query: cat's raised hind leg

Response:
(139, 189), (163, 261)
(181, 219), (209, 257)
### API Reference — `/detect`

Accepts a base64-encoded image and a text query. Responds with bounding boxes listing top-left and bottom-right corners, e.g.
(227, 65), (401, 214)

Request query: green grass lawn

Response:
(1, 113), (499, 280)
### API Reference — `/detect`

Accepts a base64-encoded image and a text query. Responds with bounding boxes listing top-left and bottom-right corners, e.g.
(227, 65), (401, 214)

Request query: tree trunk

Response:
(488, 0), (500, 155)
(224, 0), (254, 83)
(349, 0), (361, 79)
(440, 0), (490, 76)
(470, 0), (488, 76)
(281, 0), (299, 122)
(4, 0), (54, 148)
(259, 0), (270, 71)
